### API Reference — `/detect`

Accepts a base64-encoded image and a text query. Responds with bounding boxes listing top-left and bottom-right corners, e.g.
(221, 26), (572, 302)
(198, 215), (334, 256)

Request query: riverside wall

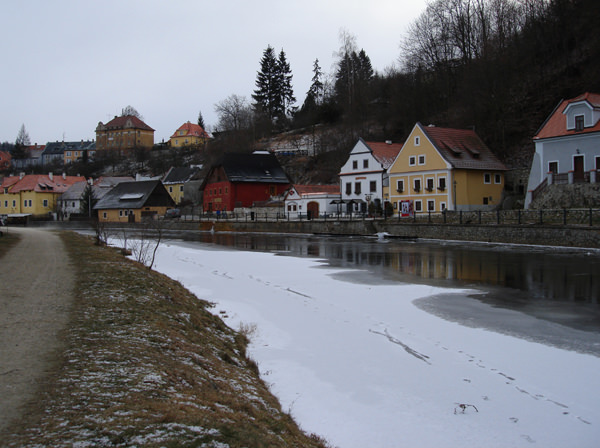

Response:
(24, 218), (600, 249)
(198, 220), (600, 249)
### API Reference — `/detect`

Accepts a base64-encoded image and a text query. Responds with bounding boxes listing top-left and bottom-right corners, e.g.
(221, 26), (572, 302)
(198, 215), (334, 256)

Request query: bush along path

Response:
(4, 231), (328, 448)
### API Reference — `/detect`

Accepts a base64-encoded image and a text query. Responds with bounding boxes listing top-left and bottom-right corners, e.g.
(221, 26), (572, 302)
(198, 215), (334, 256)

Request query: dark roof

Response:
(43, 140), (96, 156)
(219, 152), (290, 184)
(420, 124), (507, 171)
(93, 180), (174, 210)
(162, 166), (200, 184)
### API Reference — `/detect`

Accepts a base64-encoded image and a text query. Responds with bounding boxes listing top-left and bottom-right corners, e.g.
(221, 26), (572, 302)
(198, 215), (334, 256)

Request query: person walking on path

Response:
(0, 227), (75, 437)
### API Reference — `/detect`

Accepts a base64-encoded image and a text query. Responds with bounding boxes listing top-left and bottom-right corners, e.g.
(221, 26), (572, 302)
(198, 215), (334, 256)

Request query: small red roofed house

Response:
(170, 121), (210, 148)
(284, 184), (341, 219)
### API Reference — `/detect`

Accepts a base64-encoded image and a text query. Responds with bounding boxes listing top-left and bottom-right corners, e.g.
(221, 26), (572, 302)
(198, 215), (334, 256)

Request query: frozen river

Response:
(142, 231), (600, 447)
(170, 231), (600, 339)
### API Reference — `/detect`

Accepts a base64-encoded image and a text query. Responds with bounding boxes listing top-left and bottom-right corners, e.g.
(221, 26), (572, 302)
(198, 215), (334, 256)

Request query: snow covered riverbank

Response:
(152, 239), (600, 448)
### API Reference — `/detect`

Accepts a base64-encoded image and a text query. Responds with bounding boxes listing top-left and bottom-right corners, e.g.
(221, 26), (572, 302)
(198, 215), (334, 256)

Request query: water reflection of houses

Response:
(190, 233), (599, 305)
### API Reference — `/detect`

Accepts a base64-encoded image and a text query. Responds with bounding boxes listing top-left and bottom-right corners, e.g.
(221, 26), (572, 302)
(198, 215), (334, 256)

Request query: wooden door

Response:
(573, 155), (584, 182)
(307, 201), (319, 220)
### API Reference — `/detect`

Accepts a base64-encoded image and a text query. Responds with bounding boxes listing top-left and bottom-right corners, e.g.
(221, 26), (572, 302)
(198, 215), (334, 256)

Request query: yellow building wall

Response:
(388, 126), (452, 214)
(165, 183), (185, 204)
(2, 191), (59, 216)
(170, 134), (206, 148)
(98, 206), (170, 223)
(0, 193), (21, 214)
(455, 170), (504, 209)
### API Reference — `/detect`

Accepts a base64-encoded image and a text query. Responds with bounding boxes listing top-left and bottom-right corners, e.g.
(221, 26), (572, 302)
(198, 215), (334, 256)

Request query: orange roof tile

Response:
(3, 174), (86, 193)
(534, 92), (600, 140)
(170, 121), (209, 139)
(364, 141), (403, 169)
(293, 184), (340, 196)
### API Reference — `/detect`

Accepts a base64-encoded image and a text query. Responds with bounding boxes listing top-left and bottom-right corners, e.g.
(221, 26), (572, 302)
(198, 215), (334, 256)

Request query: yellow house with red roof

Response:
(95, 115), (155, 154)
(170, 121), (209, 148)
(1, 173), (86, 218)
(388, 123), (506, 214)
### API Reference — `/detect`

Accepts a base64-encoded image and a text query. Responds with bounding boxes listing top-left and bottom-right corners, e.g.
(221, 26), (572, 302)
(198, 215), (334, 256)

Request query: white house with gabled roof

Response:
(338, 138), (403, 214)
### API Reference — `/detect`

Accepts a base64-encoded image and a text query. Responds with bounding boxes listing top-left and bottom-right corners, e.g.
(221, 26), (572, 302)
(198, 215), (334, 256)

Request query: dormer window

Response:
(575, 115), (584, 131)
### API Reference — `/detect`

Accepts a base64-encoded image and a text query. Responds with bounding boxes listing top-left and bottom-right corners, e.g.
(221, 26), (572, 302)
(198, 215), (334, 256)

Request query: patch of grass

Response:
(5, 231), (330, 448)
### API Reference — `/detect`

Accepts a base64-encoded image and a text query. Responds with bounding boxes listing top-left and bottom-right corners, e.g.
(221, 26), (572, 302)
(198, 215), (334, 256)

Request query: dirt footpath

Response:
(0, 228), (74, 437)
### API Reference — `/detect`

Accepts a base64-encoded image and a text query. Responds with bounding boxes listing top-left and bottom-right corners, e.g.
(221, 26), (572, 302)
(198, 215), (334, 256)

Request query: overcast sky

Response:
(1, 0), (427, 145)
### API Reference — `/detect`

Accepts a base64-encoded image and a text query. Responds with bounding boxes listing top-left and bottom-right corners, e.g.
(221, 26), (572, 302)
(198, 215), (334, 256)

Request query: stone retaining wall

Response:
(200, 220), (600, 249)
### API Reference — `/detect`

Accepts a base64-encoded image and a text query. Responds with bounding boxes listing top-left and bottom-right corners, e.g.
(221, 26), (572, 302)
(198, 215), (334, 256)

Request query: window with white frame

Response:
(119, 210), (123, 217)
(418, 155), (426, 165)
(354, 182), (361, 194)
(413, 178), (421, 192)
(548, 161), (558, 174)
(103, 212), (107, 219)
(415, 136), (420, 146)
(345, 182), (352, 195)
(427, 200), (435, 211)
(396, 179), (404, 192)
(494, 173), (502, 184)
(440, 202), (447, 211)
(483, 173), (491, 184)
(414, 200), (422, 212)
(363, 159), (369, 169)
(43, 199), (48, 207)
(370, 180), (377, 192)
(409, 156), (416, 166)
(575, 115), (584, 131)
(352, 160), (358, 169)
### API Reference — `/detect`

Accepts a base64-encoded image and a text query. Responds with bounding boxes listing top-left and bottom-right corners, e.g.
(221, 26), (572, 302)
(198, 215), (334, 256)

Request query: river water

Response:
(169, 231), (600, 338)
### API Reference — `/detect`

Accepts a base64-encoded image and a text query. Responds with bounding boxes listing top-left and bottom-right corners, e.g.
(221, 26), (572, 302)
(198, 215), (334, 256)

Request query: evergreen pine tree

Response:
(252, 45), (282, 122)
(277, 49), (296, 120)
(80, 183), (97, 218)
(197, 110), (205, 129)
(308, 58), (324, 105)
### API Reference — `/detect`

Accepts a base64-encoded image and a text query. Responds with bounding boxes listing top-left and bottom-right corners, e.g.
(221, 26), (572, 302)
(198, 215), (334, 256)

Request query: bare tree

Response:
(214, 94), (253, 132)
(121, 105), (144, 120)
(15, 124), (31, 146)
(129, 217), (165, 270)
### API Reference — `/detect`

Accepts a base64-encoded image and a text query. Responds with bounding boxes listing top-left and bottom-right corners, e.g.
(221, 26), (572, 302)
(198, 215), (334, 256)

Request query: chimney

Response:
(385, 140), (392, 145)
(49, 172), (53, 181)
(62, 172), (66, 180)
(19, 172), (25, 180)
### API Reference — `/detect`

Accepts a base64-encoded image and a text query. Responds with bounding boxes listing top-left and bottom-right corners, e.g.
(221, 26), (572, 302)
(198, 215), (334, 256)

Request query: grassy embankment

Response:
(6, 231), (329, 447)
